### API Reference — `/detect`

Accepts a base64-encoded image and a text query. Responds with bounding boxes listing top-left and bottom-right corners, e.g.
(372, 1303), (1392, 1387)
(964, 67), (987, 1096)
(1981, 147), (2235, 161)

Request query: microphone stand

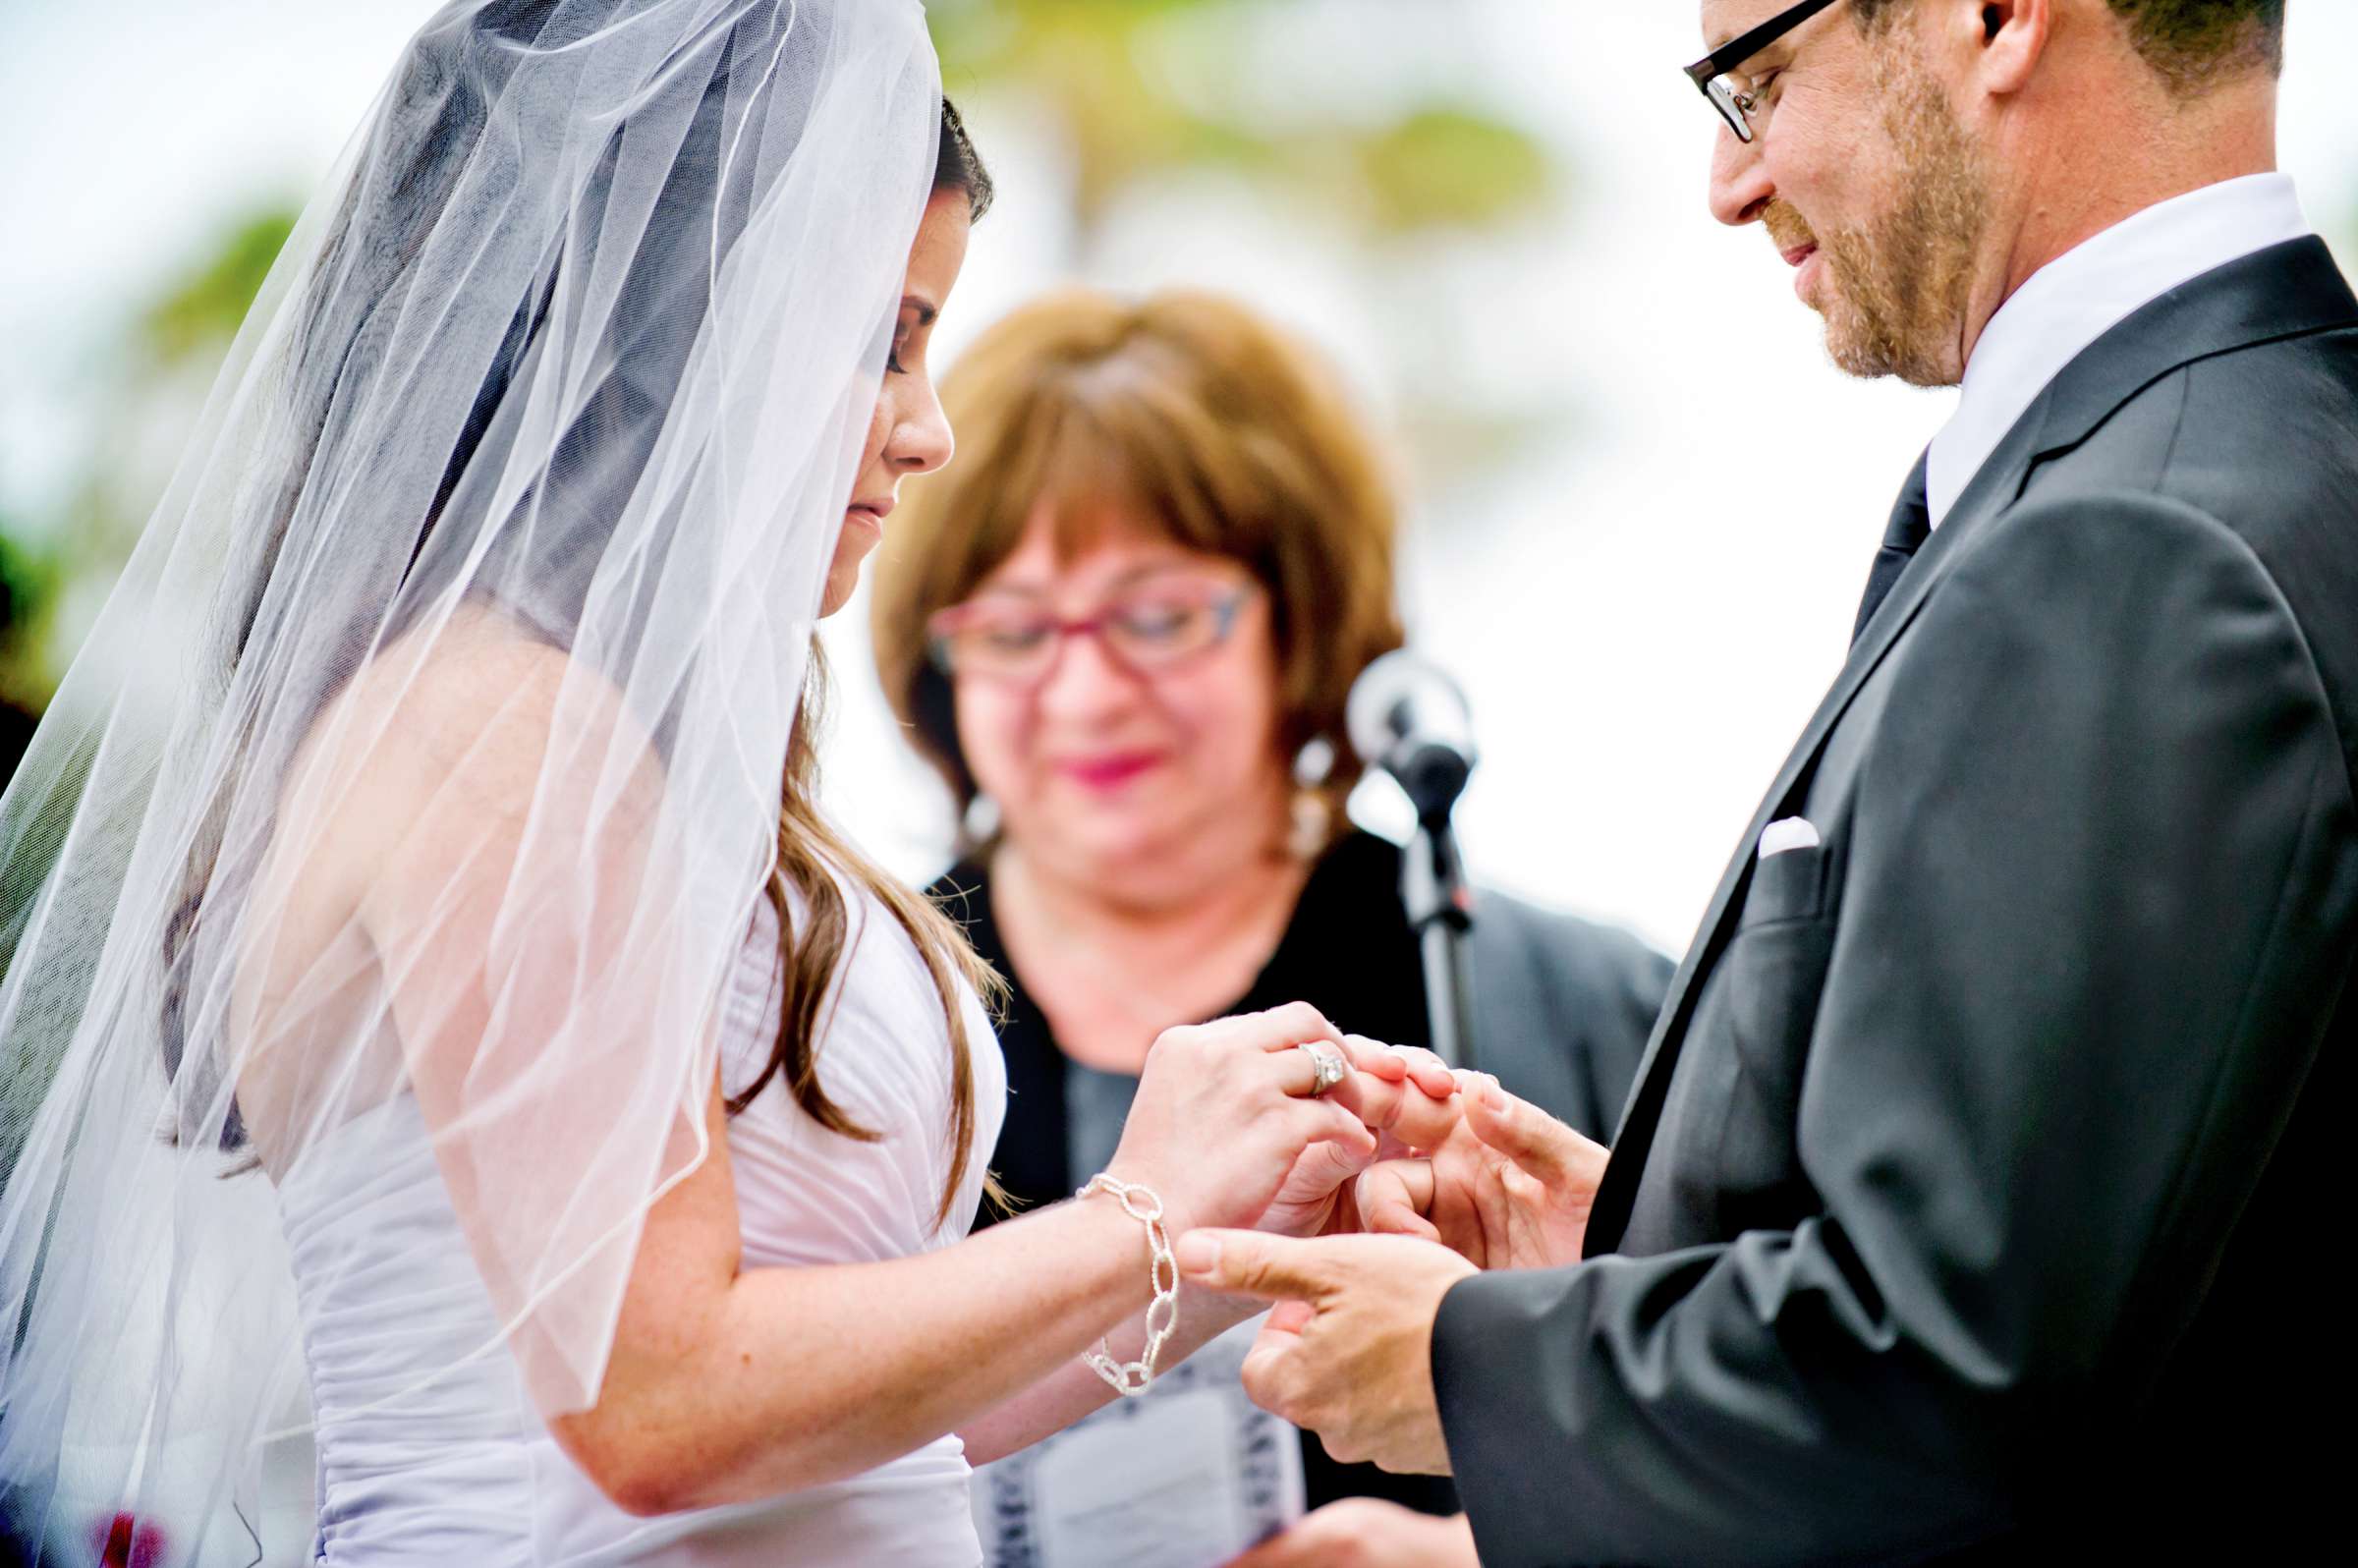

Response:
(1401, 808), (1478, 1074)
(1349, 649), (1482, 1074)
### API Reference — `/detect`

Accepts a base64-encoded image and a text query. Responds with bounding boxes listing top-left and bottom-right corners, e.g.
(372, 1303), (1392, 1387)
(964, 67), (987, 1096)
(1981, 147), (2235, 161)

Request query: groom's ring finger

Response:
(1386, 1043), (1459, 1097)
(1333, 1034), (1410, 1084)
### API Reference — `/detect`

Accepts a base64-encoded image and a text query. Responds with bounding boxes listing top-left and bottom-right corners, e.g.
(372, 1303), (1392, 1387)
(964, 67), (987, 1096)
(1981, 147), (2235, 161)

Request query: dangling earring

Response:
(1288, 791), (1333, 861)
(1287, 739), (1336, 861)
(962, 792), (1002, 851)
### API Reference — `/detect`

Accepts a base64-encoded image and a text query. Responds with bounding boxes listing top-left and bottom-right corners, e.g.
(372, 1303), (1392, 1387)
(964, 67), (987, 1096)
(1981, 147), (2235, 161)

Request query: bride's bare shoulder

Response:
(278, 602), (648, 884)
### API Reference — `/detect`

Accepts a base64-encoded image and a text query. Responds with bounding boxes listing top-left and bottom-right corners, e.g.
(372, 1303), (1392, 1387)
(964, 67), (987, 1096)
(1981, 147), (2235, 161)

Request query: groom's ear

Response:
(1948, 0), (2053, 99)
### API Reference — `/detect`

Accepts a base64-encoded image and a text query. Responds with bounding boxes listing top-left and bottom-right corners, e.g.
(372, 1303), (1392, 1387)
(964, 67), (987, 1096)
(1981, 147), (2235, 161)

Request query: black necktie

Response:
(1852, 451), (1932, 644)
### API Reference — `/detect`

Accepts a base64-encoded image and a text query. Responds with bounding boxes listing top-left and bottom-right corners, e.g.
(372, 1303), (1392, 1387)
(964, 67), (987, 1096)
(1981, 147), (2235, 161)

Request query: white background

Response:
(3, 0), (2352, 953)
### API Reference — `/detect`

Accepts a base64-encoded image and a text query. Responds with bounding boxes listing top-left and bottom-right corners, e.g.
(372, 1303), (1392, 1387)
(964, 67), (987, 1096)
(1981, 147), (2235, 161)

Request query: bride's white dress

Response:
(274, 883), (1005, 1565)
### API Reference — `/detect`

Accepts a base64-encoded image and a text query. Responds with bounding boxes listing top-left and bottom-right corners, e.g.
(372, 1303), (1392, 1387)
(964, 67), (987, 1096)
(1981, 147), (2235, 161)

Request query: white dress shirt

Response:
(1927, 172), (2313, 528)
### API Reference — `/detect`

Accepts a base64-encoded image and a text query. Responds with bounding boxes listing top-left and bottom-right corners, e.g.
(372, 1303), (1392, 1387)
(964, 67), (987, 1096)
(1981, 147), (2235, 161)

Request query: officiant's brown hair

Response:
(869, 288), (1405, 844)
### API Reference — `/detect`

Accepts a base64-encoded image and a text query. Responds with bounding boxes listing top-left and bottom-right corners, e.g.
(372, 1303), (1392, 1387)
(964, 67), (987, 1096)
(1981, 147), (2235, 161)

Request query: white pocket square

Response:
(1758, 816), (1822, 859)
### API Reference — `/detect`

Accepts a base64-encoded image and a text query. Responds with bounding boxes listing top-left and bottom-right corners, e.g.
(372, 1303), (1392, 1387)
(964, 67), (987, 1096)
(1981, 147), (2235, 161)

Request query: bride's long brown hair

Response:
(733, 645), (1005, 1231)
(725, 107), (1003, 1232)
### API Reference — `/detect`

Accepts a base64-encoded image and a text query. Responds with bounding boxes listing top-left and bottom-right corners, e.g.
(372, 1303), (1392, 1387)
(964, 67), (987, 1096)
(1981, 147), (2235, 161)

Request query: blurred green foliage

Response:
(140, 210), (297, 366)
(0, 528), (61, 713)
(927, 0), (1571, 491)
(0, 204), (296, 709)
(1358, 107), (1552, 229)
(929, 0), (1560, 233)
(6, 3), (1567, 716)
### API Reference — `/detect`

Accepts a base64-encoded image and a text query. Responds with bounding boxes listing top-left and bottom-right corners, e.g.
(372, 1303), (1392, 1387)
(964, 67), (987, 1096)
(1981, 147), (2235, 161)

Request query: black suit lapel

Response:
(1585, 237), (2357, 1258)
(2031, 237), (2358, 455)
(1585, 419), (2042, 1253)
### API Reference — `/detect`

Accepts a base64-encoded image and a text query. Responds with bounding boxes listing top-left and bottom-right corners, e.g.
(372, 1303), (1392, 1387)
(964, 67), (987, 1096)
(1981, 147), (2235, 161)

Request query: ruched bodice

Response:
(280, 1092), (542, 1560)
(276, 887), (1004, 1565)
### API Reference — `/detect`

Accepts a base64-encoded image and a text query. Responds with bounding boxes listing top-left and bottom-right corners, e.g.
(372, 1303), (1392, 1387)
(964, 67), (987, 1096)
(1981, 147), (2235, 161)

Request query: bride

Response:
(0, 4), (1463, 1563)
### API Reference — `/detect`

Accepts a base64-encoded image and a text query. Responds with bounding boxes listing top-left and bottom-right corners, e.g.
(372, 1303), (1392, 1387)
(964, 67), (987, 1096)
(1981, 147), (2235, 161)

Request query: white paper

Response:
(973, 1316), (1305, 1567)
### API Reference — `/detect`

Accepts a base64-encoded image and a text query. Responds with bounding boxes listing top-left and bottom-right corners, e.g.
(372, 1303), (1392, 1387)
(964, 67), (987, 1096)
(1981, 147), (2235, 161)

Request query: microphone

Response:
(1347, 649), (1477, 823)
(1348, 649), (1482, 1069)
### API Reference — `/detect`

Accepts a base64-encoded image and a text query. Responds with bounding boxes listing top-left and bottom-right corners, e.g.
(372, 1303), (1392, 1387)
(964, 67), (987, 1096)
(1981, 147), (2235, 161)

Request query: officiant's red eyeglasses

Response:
(926, 580), (1258, 683)
(1683, 0), (1843, 143)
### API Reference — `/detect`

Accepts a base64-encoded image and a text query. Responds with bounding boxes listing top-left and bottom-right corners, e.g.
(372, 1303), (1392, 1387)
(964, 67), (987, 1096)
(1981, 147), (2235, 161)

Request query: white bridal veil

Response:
(0, 0), (940, 1556)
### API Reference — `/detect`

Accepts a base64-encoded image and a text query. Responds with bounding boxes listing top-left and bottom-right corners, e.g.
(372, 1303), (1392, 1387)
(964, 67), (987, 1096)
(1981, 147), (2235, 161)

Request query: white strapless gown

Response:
(274, 886), (1005, 1565)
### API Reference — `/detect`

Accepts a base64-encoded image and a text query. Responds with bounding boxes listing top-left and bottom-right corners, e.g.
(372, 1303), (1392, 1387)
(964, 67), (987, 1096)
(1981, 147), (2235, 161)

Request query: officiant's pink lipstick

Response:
(1058, 750), (1162, 790)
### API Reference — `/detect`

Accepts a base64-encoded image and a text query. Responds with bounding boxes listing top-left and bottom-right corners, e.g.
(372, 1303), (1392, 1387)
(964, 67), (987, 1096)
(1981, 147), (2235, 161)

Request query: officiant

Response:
(867, 287), (1670, 1567)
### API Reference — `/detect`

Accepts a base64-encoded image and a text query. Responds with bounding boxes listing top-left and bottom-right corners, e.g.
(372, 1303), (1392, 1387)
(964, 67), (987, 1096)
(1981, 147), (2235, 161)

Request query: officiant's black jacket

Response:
(1432, 238), (2358, 1565)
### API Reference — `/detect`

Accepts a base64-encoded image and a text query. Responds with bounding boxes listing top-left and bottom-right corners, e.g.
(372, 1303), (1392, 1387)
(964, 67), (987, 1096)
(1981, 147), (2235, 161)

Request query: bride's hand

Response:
(1103, 1010), (1452, 1238)
(1256, 1041), (1464, 1240)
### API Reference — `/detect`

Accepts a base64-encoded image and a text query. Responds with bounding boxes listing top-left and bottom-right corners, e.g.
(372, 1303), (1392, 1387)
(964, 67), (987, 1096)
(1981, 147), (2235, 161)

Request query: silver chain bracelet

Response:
(1075, 1173), (1179, 1397)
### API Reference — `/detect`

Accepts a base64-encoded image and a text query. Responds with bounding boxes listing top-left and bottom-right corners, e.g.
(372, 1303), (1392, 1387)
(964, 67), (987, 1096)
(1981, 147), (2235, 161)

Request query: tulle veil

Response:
(0, 1), (941, 1557)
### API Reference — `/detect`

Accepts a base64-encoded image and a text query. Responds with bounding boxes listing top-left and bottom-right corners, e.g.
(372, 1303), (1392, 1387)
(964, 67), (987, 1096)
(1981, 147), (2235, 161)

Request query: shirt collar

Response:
(1926, 172), (2311, 528)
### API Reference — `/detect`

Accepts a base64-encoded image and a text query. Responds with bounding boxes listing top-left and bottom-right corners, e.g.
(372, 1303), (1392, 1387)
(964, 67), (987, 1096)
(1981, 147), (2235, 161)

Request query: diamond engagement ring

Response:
(1295, 1039), (1348, 1096)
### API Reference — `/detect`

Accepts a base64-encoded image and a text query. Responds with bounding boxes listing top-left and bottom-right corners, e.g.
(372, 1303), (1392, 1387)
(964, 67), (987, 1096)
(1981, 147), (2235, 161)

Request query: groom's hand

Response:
(1354, 1072), (1607, 1269)
(1328, 1038), (1464, 1154)
(1175, 1229), (1474, 1475)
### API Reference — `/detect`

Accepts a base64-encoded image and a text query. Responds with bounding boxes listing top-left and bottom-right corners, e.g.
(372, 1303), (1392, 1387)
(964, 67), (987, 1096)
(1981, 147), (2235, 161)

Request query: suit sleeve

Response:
(1431, 492), (2358, 1565)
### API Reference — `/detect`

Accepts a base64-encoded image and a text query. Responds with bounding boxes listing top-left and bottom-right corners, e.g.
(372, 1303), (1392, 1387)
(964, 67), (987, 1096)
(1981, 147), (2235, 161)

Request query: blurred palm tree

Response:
(6, 5), (1572, 709)
(929, 0), (1573, 493)
(930, 0), (1557, 237)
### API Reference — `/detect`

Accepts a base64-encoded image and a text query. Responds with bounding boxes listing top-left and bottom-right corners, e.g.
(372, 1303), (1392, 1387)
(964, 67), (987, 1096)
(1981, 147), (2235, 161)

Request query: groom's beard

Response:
(1768, 51), (1990, 390)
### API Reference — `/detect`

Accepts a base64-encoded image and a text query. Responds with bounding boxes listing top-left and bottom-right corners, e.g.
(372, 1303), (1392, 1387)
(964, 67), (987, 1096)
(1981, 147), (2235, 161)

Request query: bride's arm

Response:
(566, 1027), (1465, 1511)
(336, 634), (1419, 1515)
(953, 1072), (1472, 1466)
(549, 1078), (1197, 1514)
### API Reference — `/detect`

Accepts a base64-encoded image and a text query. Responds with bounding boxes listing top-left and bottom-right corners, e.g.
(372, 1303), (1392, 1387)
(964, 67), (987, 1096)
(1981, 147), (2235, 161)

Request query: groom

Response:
(1181, 1), (2358, 1561)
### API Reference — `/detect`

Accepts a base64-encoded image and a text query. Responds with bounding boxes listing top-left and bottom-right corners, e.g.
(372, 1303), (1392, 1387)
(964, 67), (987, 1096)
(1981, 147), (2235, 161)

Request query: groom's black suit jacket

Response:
(1431, 237), (2358, 1565)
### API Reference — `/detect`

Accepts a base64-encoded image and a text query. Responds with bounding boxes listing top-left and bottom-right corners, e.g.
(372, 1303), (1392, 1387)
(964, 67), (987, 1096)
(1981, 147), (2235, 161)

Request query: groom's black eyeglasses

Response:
(1682, 0), (1844, 143)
